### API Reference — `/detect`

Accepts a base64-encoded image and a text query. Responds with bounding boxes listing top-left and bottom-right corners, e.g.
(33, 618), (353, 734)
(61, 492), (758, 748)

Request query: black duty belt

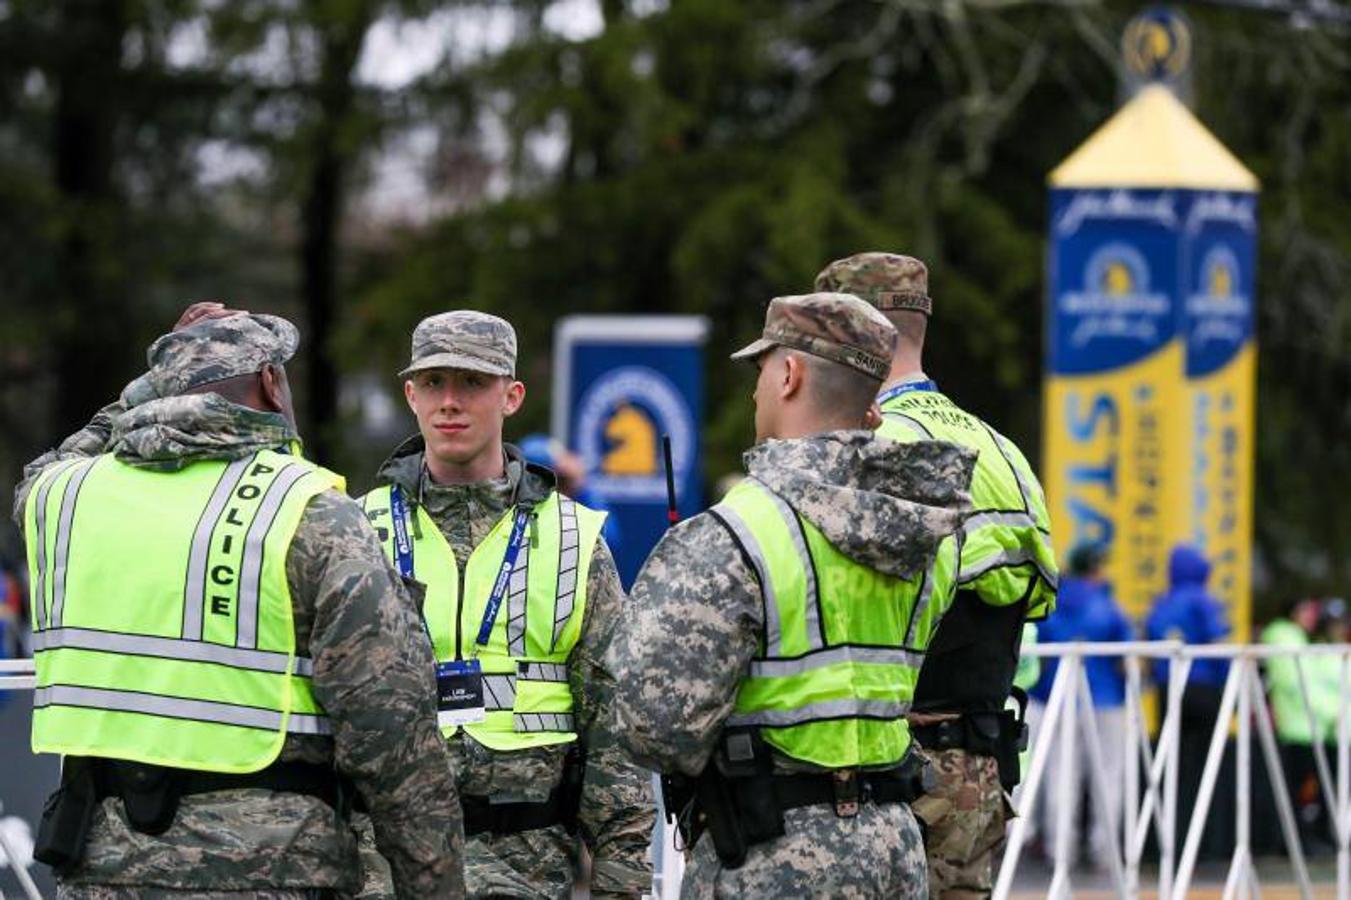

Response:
(92, 758), (349, 829)
(462, 791), (573, 837)
(770, 767), (932, 818)
(910, 708), (1029, 792)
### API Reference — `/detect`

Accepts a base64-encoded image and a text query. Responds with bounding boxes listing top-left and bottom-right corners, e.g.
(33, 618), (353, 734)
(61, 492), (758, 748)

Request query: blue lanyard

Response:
(389, 485), (416, 579)
(877, 379), (938, 407)
(476, 508), (532, 647)
(390, 485), (531, 650)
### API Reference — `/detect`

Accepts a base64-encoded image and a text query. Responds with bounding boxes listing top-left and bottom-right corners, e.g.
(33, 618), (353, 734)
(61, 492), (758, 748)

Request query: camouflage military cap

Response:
(400, 311), (516, 379)
(730, 292), (897, 381)
(145, 313), (298, 397)
(814, 252), (933, 316)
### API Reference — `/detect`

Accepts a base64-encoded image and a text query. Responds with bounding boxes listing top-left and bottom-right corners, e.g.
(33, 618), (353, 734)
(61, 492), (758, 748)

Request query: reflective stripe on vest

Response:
(713, 479), (959, 769)
(361, 484), (605, 752)
(877, 389), (1058, 618)
(24, 451), (341, 773)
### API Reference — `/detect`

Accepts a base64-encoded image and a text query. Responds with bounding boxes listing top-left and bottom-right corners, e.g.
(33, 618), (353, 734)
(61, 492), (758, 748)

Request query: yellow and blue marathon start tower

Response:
(1043, 84), (1259, 638)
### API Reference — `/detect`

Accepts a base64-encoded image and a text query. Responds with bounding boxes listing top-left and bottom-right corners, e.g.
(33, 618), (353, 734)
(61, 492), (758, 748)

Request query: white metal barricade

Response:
(995, 641), (1351, 900)
(0, 658), (41, 900)
(8, 644), (1351, 900)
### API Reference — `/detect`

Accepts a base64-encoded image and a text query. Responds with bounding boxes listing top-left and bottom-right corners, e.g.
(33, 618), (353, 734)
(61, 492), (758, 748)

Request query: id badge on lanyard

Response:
(436, 659), (486, 727)
(438, 507), (530, 727)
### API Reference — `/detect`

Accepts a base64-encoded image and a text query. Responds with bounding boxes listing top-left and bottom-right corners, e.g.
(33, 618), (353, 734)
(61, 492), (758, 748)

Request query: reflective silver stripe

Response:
(551, 499), (580, 651)
(237, 464), (310, 649)
(183, 459), (250, 641)
(31, 627), (313, 677)
(749, 645), (923, 678)
(881, 411), (931, 438)
(34, 684), (330, 735)
(31, 460), (80, 633)
(483, 674), (516, 711)
(904, 553), (942, 646)
(507, 520), (530, 657)
(959, 547), (1057, 590)
(513, 712), (575, 733)
(519, 661), (568, 683)
(752, 480), (823, 652)
(727, 698), (910, 728)
(963, 510), (1041, 533)
(713, 504), (782, 656)
(49, 459), (99, 629)
(985, 426), (1035, 515)
(284, 713), (332, 735)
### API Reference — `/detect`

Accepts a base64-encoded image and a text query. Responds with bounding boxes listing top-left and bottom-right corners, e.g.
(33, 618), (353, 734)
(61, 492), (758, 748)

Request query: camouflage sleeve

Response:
(570, 539), (655, 898)
(289, 490), (465, 899)
(605, 513), (763, 776)
(12, 400), (121, 525)
(11, 374), (156, 525)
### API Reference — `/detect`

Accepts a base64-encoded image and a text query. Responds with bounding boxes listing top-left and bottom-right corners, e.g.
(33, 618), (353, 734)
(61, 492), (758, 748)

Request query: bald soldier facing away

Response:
(608, 292), (976, 897)
(817, 254), (1058, 899)
(15, 303), (463, 899)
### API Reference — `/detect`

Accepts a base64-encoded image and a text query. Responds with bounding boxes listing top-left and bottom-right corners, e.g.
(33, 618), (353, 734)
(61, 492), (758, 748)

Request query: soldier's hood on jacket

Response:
(741, 430), (975, 579)
(375, 433), (557, 509)
(109, 394), (299, 468)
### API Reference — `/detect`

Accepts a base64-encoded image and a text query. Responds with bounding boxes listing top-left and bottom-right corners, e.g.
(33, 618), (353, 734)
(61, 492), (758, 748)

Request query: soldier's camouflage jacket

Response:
(357, 437), (653, 899)
(606, 431), (974, 897)
(13, 388), (464, 898)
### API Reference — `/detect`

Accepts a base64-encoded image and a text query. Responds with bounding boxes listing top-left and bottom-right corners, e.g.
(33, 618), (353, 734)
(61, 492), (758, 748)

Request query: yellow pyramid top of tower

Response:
(1050, 85), (1259, 191)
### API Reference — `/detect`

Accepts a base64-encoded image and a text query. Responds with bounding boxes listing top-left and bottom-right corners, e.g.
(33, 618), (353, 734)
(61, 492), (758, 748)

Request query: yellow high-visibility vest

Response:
(362, 484), (606, 751)
(714, 478), (958, 768)
(25, 451), (341, 773)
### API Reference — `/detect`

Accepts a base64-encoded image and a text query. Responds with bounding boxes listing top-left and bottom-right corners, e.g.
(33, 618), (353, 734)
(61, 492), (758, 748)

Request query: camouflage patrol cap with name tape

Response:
(145, 313), (299, 398)
(814, 252), (933, 316)
(400, 310), (517, 379)
(730, 292), (898, 381)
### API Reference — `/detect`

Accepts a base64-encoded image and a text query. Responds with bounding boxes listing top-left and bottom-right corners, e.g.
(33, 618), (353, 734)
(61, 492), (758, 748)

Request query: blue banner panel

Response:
(1182, 192), (1258, 638)
(1045, 188), (1190, 619)
(553, 317), (708, 587)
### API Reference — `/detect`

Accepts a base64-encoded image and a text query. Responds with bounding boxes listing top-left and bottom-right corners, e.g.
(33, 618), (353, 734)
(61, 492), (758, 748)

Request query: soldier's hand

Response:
(863, 402), (882, 431)
(174, 301), (245, 331)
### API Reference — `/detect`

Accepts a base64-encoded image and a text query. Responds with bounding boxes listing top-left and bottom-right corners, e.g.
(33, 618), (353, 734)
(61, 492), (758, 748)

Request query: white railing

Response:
(7, 645), (1351, 900)
(0, 658), (41, 900)
(997, 641), (1351, 900)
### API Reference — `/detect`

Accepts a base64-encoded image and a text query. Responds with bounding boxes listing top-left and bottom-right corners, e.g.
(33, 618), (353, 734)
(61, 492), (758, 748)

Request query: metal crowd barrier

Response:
(0, 658), (40, 900)
(8, 645), (1351, 900)
(996, 640), (1351, 900)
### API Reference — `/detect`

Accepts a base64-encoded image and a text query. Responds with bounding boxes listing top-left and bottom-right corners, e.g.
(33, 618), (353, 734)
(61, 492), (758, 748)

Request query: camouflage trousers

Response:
(910, 748), (1008, 900)
(59, 888), (334, 899)
(681, 800), (927, 899)
(348, 813), (574, 899)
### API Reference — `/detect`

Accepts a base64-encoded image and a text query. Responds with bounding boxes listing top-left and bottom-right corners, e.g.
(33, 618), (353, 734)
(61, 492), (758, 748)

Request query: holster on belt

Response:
(665, 731), (933, 871)
(911, 704), (1028, 792)
(34, 757), (98, 874)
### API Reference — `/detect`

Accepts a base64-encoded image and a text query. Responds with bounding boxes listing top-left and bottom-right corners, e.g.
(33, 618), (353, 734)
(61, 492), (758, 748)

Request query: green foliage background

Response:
(1, 0), (1348, 621)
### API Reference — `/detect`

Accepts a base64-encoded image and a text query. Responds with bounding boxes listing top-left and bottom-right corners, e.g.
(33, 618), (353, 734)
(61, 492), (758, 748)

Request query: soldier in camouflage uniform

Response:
(351, 311), (653, 899)
(816, 255), (1059, 899)
(607, 293), (977, 898)
(13, 302), (464, 899)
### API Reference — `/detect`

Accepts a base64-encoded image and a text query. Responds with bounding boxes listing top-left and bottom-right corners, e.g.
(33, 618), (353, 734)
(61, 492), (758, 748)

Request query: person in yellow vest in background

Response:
(608, 292), (976, 896)
(355, 311), (653, 899)
(14, 303), (463, 899)
(816, 253), (1059, 899)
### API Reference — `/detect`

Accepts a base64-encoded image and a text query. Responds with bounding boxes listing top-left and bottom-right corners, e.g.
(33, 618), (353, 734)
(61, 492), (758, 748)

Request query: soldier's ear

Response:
(781, 352), (806, 401)
(503, 379), (526, 417)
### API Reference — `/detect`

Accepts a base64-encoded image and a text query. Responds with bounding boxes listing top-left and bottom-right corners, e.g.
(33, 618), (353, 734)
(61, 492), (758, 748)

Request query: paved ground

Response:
(1009, 857), (1343, 897)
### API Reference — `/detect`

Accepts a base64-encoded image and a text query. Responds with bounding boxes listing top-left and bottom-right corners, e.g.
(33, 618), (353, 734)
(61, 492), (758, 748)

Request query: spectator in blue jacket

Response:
(1146, 544), (1230, 689)
(1029, 542), (1133, 869)
(1147, 544), (1232, 859)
